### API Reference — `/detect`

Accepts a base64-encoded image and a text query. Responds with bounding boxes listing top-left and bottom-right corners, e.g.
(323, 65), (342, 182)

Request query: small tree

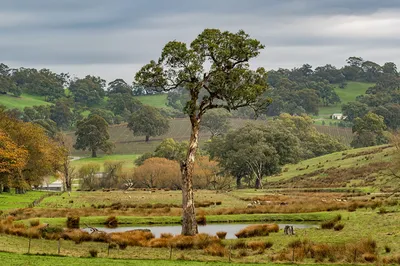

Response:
(135, 28), (269, 235)
(74, 115), (113, 158)
(79, 163), (101, 190)
(127, 105), (169, 142)
(351, 112), (389, 148)
(133, 158), (180, 189)
(201, 109), (231, 138)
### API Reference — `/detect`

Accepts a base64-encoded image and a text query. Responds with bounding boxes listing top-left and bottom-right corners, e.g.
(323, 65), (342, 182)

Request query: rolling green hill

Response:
(134, 93), (170, 109)
(0, 93), (50, 109)
(68, 118), (353, 156)
(268, 144), (395, 192)
(318, 81), (373, 117)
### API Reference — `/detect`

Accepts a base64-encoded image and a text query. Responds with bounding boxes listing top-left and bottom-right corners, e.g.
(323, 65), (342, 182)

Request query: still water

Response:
(84, 223), (317, 239)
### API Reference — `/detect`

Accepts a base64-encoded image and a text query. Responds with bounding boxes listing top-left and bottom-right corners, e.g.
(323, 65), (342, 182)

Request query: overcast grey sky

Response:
(1, 0), (399, 83)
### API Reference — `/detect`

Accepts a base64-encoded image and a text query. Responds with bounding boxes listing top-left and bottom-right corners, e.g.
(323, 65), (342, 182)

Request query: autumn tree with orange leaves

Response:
(0, 108), (64, 193)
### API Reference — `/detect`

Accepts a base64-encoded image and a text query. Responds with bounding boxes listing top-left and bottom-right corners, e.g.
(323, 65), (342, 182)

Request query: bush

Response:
(235, 224), (279, 238)
(362, 253), (377, 262)
(160, 233), (173, 239)
(321, 220), (335, 229)
(29, 219), (40, 227)
(232, 240), (246, 249)
(105, 216), (118, 228)
(247, 241), (273, 251)
(334, 223), (345, 231)
(216, 231), (227, 240)
(204, 243), (226, 257)
(66, 216), (80, 229)
(384, 245), (391, 253)
(89, 249), (98, 257)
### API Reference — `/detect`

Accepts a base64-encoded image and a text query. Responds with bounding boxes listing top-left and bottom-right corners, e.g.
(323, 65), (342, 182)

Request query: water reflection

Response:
(83, 223), (318, 239)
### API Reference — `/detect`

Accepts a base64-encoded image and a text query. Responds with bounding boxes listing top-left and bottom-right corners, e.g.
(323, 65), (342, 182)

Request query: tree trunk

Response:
(91, 149), (97, 158)
(236, 176), (242, 189)
(3, 186), (10, 193)
(145, 135), (150, 142)
(255, 175), (262, 189)
(181, 116), (199, 236)
(63, 161), (71, 192)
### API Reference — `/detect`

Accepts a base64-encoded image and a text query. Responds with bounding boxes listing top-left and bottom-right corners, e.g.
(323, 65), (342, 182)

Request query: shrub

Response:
(105, 216), (118, 228)
(170, 235), (194, 250)
(232, 240), (246, 249)
(334, 223), (345, 231)
(348, 203), (358, 212)
(160, 233), (173, 239)
(216, 231), (227, 240)
(148, 238), (170, 248)
(29, 219), (40, 227)
(235, 224), (278, 238)
(247, 241), (273, 251)
(362, 253), (377, 262)
(384, 245), (391, 253)
(321, 220), (335, 229)
(379, 207), (388, 214)
(66, 216), (80, 229)
(196, 214), (207, 225)
(89, 249), (98, 257)
(204, 243), (226, 257)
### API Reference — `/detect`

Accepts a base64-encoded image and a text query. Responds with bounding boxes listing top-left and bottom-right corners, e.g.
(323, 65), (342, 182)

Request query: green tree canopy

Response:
(351, 112), (389, 148)
(127, 105), (170, 142)
(135, 28), (269, 235)
(201, 109), (231, 138)
(74, 115), (113, 157)
(69, 75), (106, 106)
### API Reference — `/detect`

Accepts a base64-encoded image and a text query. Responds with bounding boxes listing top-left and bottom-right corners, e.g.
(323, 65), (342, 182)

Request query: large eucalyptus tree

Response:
(135, 29), (269, 235)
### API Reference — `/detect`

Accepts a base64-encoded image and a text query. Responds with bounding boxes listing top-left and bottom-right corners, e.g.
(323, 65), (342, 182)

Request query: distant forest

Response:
(0, 56), (399, 133)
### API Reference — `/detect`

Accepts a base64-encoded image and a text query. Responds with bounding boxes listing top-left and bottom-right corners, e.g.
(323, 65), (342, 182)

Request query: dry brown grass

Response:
(247, 241), (273, 252)
(216, 231), (227, 239)
(204, 243), (226, 257)
(235, 224), (279, 238)
(274, 238), (378, 263)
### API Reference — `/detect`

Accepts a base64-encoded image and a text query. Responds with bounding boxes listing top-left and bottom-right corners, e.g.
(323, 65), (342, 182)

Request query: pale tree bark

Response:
(180, 115), (200, 236)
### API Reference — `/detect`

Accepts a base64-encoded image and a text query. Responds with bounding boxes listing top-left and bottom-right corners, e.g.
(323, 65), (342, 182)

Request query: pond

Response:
(83, 223), (318, 239)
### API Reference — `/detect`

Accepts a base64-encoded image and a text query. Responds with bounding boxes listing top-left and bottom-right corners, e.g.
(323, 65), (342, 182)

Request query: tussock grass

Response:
(235, 224), (279, 238)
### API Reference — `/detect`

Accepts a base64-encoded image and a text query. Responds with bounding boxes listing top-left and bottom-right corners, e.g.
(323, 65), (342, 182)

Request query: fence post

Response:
(58, 238), (61, 254)
(228, 245), (231, 263)
(108, 243), (111, 256)
(169, 245), (173, 260)
(28, 237), (31, 254)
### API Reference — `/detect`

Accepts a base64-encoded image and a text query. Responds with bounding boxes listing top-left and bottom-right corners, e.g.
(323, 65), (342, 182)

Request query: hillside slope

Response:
(0, 93), (50, 109)
(267, 145), (396, 192)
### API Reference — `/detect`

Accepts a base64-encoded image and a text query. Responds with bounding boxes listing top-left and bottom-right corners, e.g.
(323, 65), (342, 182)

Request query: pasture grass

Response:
(0, 191), (48, 210)
(134, 94), (170, 109)
(1, 208), (399, 264)
(0, 251), (349, 266)
(318, 81), (373, 117)
(268, 144), (393, 185)
(0, 93), (50, 109)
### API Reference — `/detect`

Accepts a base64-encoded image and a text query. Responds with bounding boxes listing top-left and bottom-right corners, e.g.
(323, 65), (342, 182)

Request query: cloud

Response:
(0, 0), (399, 82)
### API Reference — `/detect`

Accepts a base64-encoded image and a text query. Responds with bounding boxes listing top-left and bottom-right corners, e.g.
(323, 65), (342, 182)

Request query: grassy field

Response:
(268, 145), (394, 188)
(70, 154), (140, 171)
(0, 191), (48, 210)
(1, 207), (399, 264)
(0, 93), (50, 109)
(134, 94), (170, 109)
(318, 81), (373, 118)
(0, 252), (353, 266)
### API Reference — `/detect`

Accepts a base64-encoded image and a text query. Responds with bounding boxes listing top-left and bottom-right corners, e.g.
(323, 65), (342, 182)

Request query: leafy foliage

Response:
(74, 115), (113, 157)
(127, 105), (170, 142)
